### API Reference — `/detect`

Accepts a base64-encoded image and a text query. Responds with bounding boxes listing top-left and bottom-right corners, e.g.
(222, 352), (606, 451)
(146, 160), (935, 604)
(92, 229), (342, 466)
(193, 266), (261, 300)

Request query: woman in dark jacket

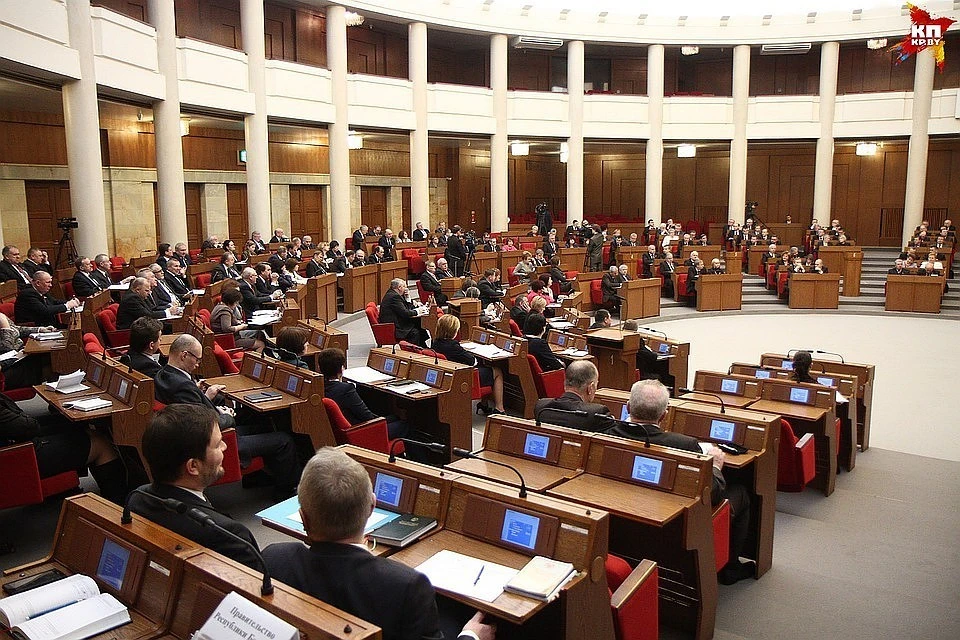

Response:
(431, 314), (504, 415)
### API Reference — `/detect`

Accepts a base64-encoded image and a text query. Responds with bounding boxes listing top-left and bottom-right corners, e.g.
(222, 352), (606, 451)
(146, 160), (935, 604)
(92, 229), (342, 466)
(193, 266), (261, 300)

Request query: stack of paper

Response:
(386, 381), (430, 394)
(472, 343), (511, 358)
(548, 320), (574, 330)
(45, 370), (89, 394)
(63, 397), (112, 412)
(0, 350), (21, 362)
(343, 366), (395, 384)
(504, 556), (577, 601)
(415, 550), (519, 602)
(30, 331), (64, 341)
(560, 347), (589, 357)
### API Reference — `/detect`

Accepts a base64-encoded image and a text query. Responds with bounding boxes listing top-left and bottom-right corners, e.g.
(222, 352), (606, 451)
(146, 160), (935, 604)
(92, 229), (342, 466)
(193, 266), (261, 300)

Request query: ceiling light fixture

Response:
(347, 131), (363, 149)
(866, 38), (888, 50)
(681, 46), (699, 56)
(856, 142), (877, 156)
(343, 11), (364, 27)
(678, 144), (697, 158)
(510, 141), (530, 156)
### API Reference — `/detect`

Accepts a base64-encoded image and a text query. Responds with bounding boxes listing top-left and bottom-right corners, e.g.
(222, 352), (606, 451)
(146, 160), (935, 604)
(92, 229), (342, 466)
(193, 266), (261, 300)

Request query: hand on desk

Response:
(217, 406), (236, 417)
(204, 383), (226, 400)
(703, 444), (725, 470)
(460, 611), (496, 640)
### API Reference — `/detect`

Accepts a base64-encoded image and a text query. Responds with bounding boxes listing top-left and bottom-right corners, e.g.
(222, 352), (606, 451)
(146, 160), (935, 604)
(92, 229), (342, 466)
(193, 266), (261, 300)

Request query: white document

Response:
(343, 366), (395, 384)
(472, 343), (511, 359)
(387, 381), (430, 394)
(62, 397), (112, 412)
(548, 321), (574, 330)
(164, 308), (182, 319)
(108, 283), (129, 291)
(13, 593), (129, 640)
(415, 549), (519, 603)
(561, 348), (588, 357)
(30, 332), (64, 342)
(252, 309), (276, 316)
(195, 592), (297, 640)
(0, 349), (21, 362)
(247, 312), (279, 326)
(44, 370), (89, 394)
(191, 288), (205, 295)
(460, 341), (479, 350)
(0, 575), (100, 628)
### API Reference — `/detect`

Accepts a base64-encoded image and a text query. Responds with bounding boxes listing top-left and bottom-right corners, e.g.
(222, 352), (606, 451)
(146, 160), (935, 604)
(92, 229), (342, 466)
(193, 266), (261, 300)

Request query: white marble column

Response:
(62, 0), (109, 257)
(566, 40), (584, 226)
(240, 0), (271, 237)
(903, 47), (936, 245)
(327, 5), (351, 245)
(728, 44), (750, 224)
(148, 0), (187, 245)
(645, 44), (665, 225)
(490, 34), (509, 232)
(409, 22), (429, 230)
(813, 42), (839, 226)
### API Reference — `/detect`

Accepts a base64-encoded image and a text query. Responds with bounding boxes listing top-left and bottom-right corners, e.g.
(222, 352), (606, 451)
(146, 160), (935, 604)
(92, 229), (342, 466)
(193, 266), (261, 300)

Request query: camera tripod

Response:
(55, 227), (78, 270)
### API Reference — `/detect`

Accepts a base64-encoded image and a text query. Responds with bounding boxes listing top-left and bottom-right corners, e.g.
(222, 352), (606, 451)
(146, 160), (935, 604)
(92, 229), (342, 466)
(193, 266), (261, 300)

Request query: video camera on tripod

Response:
(55, 218), (79, 269)
(57, 217), (79, 230)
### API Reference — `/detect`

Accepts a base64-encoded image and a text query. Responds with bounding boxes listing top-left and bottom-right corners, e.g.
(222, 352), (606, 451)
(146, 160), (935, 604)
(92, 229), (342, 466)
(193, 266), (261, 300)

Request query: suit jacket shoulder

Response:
(154, 365), (209, 406)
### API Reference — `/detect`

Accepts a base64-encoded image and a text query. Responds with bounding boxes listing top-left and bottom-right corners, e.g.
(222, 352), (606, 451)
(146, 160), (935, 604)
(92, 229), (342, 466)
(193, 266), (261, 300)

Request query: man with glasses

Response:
(155, 334), (299, 496)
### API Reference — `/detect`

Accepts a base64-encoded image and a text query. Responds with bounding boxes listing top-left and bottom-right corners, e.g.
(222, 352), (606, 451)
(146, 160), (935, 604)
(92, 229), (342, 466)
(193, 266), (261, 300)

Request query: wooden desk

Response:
(340, 264), (379, 313)
(619, 278), (661, 319)
(547, 434), (716, 640)
(546, 329), (594, 365)
(447, 298), (482, 338)
(667, 401), (780, 578)
(299, 318), (349, 367)
(681, 370), (763, 408)
(788, 273), (841, 309)
(617, 248), (647, 278)
(764, 223), (804, 248)
(390, 474), (613, 639)
(746, 246), (770, 275)
(2, 494), (203, 640)
(584, 328), (641, 392)
(680, 245), (722, 264)
(818, 246), (862, 296)
(468, 327), (537, 419)
(636, 330), (691, 393)
(22, 312), (85, 375)
(884, 275), (945, 313)
(377, 260), (409, 300)
(472, 251), (500, 277)
(77, 288), (113, 343)
(696, 273), (743, 311)
(557, 247), (587, 273)
(301, 273), (338, 323)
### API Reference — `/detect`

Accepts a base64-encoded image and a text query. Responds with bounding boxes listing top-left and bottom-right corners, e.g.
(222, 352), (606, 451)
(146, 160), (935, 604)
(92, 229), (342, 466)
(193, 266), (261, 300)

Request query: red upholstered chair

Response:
(0, 442), (80, 510)
(602, 245), (611, 266)
(777, 419), (816, 492)
(590, 279), (604, 306)
(365, 303), (396, 347)
(402, 248), (426, 275)
(508, 272), (520, 287)
(777, 272), (790, 298)
(508, 319), (523, 337)
(526, 354), (565, 399)
(82, 333), (105, 357)
(212, 428), (264, 486)
(0, 371), (35, 401)
(96, 308), (130, 349)
(605, 555), (659, 640)
(194, 273), (212, 289)
(765, 264), (778, 290)
(213, 342), (240, 375)
(62, 281), (75, 299)
(712, 499), (731, 572)
(0, 301), (14, 318)
(519, 242), (535, 252)
(323, 397), (402, 455)
(416, 280), (431, 304)
(674, 272), (689, 302)
(109, 257), (126, 282)
(189, 249), (203, 263)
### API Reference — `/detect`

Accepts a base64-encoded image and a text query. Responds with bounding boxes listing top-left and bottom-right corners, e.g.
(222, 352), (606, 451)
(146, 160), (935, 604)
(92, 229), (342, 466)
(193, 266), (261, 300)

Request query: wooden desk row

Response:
(340, 261), (409, 312)
(584, 327), (690, 394)
(884, 275), (946, 313)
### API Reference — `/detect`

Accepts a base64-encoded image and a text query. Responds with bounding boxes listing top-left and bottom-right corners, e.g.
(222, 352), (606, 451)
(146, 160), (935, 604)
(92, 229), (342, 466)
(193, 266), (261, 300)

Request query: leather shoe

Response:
(718, 560), (755, 585)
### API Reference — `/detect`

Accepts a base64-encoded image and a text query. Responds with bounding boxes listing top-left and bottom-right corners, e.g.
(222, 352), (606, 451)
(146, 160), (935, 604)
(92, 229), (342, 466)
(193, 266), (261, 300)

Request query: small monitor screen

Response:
(284, 374), (300, 394)
(96, 539), (130, 591)
(755, 369), (772, 379)
(789, 387), (810, 403)
(500, 509), (540, 550)
(374, 473), (403, 508)
(424, 369), (439, 386)
(557, 334), (567, 347)
(523, 433), (550, 459)
(620, 404), (630, 421)
(251, 362), (264, 380)
(478, 332), (489, 344)
(817, 376), (835, 387)
(720, 378), (739, 394)
(631, 455), (664, 485)
(116, 378), (129, 402)
(503, 340), (514, 352)
(710, 419), (736, 443)
(658, 343), (669, 354)
(311, 333), (325, 348)
(781, 360), (794, 370)
(383, 358), (397, 374)
(88, 363), (104, 386)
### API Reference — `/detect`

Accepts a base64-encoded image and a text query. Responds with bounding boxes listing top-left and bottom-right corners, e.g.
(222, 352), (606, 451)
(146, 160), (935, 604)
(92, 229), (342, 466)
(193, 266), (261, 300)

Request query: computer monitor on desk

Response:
(241, 355), (276, 385)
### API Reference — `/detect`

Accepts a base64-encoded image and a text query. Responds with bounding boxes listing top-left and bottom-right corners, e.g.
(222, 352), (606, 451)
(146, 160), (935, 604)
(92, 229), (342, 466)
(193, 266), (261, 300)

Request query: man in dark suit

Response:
(535, 361), (613, 431)
(119, 317), (164, 378)
(239, 267), (280, 317)
(352, 225), (368, 252)
(305, 252), (328, 277)
(379, 279), (428, 347)
(812, 259), (829, 274)
(269, 228), (288, 244)
(250, 231), (267, 254)
(366, 246), (386, 264)
(377, 229), (396, 260)
(605, 380), (753, 585)
(888, 259), (908, 275)
(117, 277), (168, 329)
(601, 265), (623, 312)
(15, 270), (81, 327)
(150, 264), (186, 307)
(255, 263), (281, 296)
(685, 259), (702, 305)
(164, 258), (191, 299)
(71, 256), (104, 298)
(411, 221), (428, 242)
(263, 448), (493, 640)
(155, 335), (299, 493)
(22, 247), (52, 276)
(435, 258), (454, 279)
(419, 261), (447, 305)
(92, 254), (118, 289)
(542, 230), (559, 260)
(444, 225), (468, 277)
(641, 245), (659, 279)
(477, 269), (503, 308)
(127, 404), (264, 569)
(0, 245), (33, 288)
(534, 202), (553, 235)
(586, 226), (604, 272)
(318, 348), (407, 439)
(173, 243), (192, 267)
(523, 313), (563, 372)
(268, 245), (289, 273)
(660, 252), (677, 297)
(211, 253), (242, 283)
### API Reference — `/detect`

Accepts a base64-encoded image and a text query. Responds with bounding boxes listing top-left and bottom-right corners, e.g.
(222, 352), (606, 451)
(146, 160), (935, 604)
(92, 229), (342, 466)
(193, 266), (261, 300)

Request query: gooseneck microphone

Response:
(678, 388), (726, 414)
(453, 447), (527, 498)
(388, 438), (446, 463)
(640, 327), (668, 340)
(814, 349), (845, 364)
(121, 488), (274, 595)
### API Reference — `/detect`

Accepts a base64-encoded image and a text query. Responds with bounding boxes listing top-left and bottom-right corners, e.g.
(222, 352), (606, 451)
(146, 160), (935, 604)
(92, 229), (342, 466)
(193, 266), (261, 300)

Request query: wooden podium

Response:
(788, 273), (841, 309)
(377, 259), (409, 300)
(304, 272), (338, 322)
(618, 247), (647, 277)
(340, 264), (378, 312)
(440, 276), (464, 301)
(747, 245), (770, 275)
(885, 275), (945, 313)
(557, 247), (587, 272)
(447, 298), (482, 336)
(696, 273), (743, 311)
(819, 246), (863, 296)
(619, 278), (661, 319)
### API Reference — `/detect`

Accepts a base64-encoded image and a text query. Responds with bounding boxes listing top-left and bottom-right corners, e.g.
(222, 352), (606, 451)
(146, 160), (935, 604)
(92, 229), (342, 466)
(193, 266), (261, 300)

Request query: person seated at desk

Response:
(1, 385), (141, 505)
(380, 278), (429, 347)
(150, 263), (187, 307)
(117, 277), (168, 330)
(534, 361), (613, 431)
(451, 278), (477, 300)
(0, 245), (34, 288)
(812, 259), (828, 274)
(510, 294), (531, 329)
(267, 326), (310, 370)
(475, 269), (502, 308)
(512, 251), (537, 283)
(548, 256), (574, 295)
(641, 245), (659, 278)
(589, 308), (611, 330)
(326, 240), (343, 262)
(351, 250), (368, 268)
(706, 258), (724, 275)
(523, 313), (563, 372)
(532, 248), (548, 267)
(660, 252), (677, 297)
(420, 261), (447, 306)
(119, 317), (164, 378)
(685, 259), (702, 306)
(331, 250), (350, 274)
(306, 251), (329, 277)
(93, 254), (122, 289)
(264, 448), (494, 640)
(432, 315), (505, 416)
(526, 279), (553, 305)
(22, 247), (52, 276)
(72, 256), (105, 298)
(212, 252), (242, 283)
(378, 228), (397, 260)
(600, 265), (623, 313)
(278, 257), (305, 292)
(130, 404), (264, 568)
(164, 258), (191, 300)
(318, 348), (408, 439)
(604, 380), (754, 585)
(255, 263), (281, 296)
(239, 267), (282, 318)
(366, 246), (387, 265)
(621, 320), (675, 390)
(0, 311), (58, 388)
(211, 288), (264, 350)
(14, 270), (81, 328)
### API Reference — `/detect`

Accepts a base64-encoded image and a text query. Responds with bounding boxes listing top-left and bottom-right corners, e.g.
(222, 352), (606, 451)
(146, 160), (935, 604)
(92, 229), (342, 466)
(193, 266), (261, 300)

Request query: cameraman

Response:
(444, 225), (467, 277)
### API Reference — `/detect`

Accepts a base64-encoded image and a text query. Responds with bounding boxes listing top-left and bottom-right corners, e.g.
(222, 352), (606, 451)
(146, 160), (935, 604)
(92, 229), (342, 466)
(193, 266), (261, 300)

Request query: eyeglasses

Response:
(184, 351), (203, 361)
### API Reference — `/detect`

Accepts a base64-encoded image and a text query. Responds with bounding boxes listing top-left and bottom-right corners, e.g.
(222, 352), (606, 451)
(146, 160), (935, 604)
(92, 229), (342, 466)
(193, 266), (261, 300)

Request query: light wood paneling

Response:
(289, 184), (323, 239)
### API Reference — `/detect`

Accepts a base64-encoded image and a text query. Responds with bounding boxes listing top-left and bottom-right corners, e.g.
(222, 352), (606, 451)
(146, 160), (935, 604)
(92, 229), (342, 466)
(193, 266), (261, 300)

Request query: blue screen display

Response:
(383, 358), (396, 374)
(710, 419), (736, 443)
(817, 376), (835, 387)
(631, 455), (664, 485)
(755, 369), (771, 379)
(789, 387), (810, 403)
(251, 362), (263, 379)
(96, 539), (130, 591)
(658, 343), (669, 354)
(523, 433), (550, 459)
(374, 473), (403, 508)
(285, 375), (299, 394)
(557, 334), (567, 346)
(781, 360), (794, 370)
(425, 369), (439, 385)
(620, 404), (630, 421)
(503, 340), (513, 352)
(720, 378), (739, 394)
(478, 332), (489, 344)
(500, 509), (540, 550)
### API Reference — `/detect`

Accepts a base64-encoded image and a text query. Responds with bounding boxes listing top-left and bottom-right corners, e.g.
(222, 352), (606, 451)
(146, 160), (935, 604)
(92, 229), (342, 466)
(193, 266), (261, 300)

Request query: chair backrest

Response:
(96, 309), (117, 333)
(526, 354), (565, 398)
(416, 280), (429, 303)
(109, 256), (125, 268)
(323, 397), (353, 438)
(508, 319), (523, 337)
(0, 443), (45, 509)
(195, 273), (212, 288)
(213, 342), (240, 375)
(365, 302), (380, 325)
(590, 279), (603, 304)
(398, 340), (422, 354)
(197, 308), (212, 329)
(606, 555), (659, 640)
(777, 418), (816, 492)
(0, 301), (15, 318)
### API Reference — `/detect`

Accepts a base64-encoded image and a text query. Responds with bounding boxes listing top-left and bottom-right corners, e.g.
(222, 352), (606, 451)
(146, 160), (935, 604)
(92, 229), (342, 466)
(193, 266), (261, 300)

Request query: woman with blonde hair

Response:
(432, 314), (505, 415)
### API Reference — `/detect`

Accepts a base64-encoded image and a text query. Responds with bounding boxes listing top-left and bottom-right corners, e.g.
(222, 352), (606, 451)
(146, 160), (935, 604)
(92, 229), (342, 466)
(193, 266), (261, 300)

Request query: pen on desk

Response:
(473, 565), (485, 585)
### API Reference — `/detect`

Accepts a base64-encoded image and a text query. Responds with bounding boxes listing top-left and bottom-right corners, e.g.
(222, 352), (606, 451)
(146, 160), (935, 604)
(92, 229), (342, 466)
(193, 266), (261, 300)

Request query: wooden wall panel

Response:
(184, 184), (203, 248)
(293, 9), (326, 67)
(455, 148), (491, 230)
(103, 130), (155, 168)
(610, 57), (647, 95)
(288, 185), (323, 239)
(0, 120), (68, 165)
(663, 151), (728, 220)
(182, 128), (245, 171)
(933, 34), (960, 90)
(508, 51), (551, 90)
(226, 184), (248, 242)
(92, 0), (148, 22)
(428, 45), (488, 87)
(750, 49), (820, 96)
(24, 181), (70, 260)
(360, 187), (387, 231)
(509, 157), (566, 216)
(346, 28), (407, 79)
(263, 4), (294, 61)
(175, 0), (242, 50)
(837, 45), (915, 94)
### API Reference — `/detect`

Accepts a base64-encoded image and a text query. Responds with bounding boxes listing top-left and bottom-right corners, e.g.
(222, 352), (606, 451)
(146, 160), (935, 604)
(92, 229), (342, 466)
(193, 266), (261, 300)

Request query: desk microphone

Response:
(640, 327), (668, 339)
(452, 447), (527, 498)
(185, 508), (274, 595)
(388, 437), (446, 463)
(814, 349), (845, 364)
(678, 388), (726, 414)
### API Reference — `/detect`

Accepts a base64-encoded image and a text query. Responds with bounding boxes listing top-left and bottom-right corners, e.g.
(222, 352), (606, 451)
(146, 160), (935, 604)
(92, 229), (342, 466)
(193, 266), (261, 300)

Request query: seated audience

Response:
(164, 258), (191, 299)
(601, 265), (623, 313)
(15, 270), (81, 328)
(72, 256), (105, 298)
(379, 278), (428, 347)
(268, 326), (310, 369)
(22, 247), (52, 276)
(117, 277), (167, 330)
(432, 315), (505, 415)
(212, 252), (242, 283)
(523, 312), (563, 372)
(239, 267), (281, 317)
(0, 311), (58, 387)
(535, 361), (613, 431)
(420, 261), (446, 305)
(319, 348), (407, 439)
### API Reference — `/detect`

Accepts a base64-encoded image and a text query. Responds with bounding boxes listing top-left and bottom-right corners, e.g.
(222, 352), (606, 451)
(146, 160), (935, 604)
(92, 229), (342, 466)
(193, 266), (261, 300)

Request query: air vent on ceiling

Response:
(511, 35), (564, 50)
(760, 43), (812, 55)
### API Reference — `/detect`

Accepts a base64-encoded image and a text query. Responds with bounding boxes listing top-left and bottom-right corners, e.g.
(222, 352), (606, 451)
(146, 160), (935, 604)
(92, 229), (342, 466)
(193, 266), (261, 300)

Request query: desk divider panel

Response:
(484, 415), (593, 470)
(693, 371), (761, 399)
(759, 378), (835, 409)
(547, 330), (587, 351)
